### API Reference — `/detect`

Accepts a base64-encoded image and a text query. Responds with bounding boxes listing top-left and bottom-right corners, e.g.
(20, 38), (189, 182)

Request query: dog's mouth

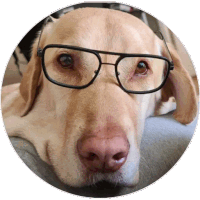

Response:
(83, 169), (138, 188)
(90, 179), (136, 188)
(64, 180), (134, 198)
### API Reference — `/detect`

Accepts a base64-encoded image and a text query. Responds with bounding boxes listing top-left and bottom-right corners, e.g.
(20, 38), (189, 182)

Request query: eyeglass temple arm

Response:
(155, 30), (174, 70)
(37, 16), (53, 57)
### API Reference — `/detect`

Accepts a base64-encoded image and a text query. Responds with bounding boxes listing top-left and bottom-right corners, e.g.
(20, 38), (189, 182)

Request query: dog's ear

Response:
(19, 17), (56, 116)
(19, 38), (42, 116)
(161, 43), (198, 124)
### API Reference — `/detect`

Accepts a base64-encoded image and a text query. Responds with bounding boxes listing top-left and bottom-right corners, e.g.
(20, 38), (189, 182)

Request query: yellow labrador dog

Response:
(1, 8), (198, 187)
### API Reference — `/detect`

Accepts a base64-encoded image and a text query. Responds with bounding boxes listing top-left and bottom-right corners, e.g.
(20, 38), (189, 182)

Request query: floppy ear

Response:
(19, 39), (42, 116)
(161, 43), (198, 124)
(19, 17), (57, 116)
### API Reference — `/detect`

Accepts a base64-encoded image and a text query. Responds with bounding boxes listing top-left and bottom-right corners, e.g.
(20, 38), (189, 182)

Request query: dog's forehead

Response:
(49, 8), (156, 53)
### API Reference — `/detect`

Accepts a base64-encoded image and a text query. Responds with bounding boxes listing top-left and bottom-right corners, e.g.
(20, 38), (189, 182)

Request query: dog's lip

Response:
(82, 168), (137, 188)
(64, 180), (133, 198)
(90, 180), (122, 188)
(75, 180), (137, 189)
(73, 181), (128, 198)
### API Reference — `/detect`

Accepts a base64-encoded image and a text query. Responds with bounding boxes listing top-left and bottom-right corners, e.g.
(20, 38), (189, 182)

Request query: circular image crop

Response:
(1, 2), (199, 198)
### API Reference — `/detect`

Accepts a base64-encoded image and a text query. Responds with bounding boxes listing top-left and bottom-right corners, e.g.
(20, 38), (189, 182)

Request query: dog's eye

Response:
(135, 61), (148, 75)
(57, 54), (74, 68)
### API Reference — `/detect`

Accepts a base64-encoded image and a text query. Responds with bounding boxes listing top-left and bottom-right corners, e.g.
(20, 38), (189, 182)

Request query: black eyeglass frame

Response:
(38, 44), (173, 94)
(37, 17), (174, 94)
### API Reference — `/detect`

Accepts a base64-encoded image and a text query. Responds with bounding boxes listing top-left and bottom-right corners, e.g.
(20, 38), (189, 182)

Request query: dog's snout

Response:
(77, 135), (129, 173)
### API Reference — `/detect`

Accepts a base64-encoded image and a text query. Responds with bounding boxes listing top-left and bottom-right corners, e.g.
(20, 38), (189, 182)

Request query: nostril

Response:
(87, 152), (98, 161)
(112, 152), (128, 166)
(113, 152), (126, 161)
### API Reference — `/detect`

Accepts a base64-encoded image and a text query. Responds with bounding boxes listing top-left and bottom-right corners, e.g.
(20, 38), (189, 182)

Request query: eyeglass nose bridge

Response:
(101, 62), (116, 66)
(94, 62), (120, 76)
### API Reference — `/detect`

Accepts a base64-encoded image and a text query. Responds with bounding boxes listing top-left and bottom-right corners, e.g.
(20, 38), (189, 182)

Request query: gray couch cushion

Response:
(9, 112), (197, 197)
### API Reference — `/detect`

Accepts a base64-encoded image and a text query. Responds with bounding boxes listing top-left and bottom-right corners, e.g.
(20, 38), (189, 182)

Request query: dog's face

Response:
(17, 8), (197, 187)
(38, 8), (160, 187)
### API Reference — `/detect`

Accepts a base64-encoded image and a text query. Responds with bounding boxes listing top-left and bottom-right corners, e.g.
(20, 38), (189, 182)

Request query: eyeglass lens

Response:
(117, 57), (169, 92)
(44, 47), (100, 87)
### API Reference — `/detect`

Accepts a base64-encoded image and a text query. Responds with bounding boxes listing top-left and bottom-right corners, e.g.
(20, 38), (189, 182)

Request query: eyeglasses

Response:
(37, 17), (174, 94)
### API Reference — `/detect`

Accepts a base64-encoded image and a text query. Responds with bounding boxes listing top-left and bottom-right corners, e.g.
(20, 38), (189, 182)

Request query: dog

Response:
(1, 8), (198, 187)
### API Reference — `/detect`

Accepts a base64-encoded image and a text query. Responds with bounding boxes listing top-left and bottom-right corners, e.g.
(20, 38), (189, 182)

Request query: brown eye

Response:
(57, 54), (73, 68)
(135, 61), (148, 75)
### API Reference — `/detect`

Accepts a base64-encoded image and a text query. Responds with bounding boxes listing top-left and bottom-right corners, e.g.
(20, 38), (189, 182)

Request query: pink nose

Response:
(77, 135), (129, 173)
